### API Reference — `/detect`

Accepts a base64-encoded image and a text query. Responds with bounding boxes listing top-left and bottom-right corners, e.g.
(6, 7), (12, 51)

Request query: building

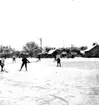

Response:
(85, 44), (99, 57)
(47, 49), (61, 58)
(37, 49), (48, 58)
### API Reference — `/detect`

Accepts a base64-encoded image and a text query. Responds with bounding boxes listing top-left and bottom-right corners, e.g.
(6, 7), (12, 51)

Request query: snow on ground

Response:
(0, 58), (99, 105)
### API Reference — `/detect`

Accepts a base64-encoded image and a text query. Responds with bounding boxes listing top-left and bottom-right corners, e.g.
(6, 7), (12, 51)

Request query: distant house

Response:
(48, 49), (56, 55)
(47, 49), (61, 58)
(37, 52), (48, 58)
(65, 47), (83, 58)
(61, 51), (67, 57)
(37, 49), (48, 58)
(85, 44), (99, 57)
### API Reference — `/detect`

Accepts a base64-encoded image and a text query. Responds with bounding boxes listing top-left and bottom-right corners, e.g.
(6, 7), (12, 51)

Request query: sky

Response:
(0, 0), (99, 50)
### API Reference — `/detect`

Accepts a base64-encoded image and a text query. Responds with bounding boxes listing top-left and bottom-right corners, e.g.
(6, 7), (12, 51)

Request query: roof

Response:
(48, 49), (56, 54)
(38, 52), (48, 55)
(80, 44), (99, 54)
(62, 51), (67, 55)
(84, 44), (98, 52)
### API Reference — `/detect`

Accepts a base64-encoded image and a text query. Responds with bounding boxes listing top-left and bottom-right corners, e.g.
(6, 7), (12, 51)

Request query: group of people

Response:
(0, 54), (61, 72)
(0, 55), (30, 72)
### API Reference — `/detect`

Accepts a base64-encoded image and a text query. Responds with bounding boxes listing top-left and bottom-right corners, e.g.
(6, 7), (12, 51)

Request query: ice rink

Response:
(0, 58), (99, 105)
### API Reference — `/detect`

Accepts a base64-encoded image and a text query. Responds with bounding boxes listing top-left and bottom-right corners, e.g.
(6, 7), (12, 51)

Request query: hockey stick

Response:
(3, 69), (8, 73)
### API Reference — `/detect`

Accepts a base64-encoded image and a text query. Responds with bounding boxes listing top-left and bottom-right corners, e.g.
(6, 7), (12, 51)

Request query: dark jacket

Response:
(22, 58), (30, 63)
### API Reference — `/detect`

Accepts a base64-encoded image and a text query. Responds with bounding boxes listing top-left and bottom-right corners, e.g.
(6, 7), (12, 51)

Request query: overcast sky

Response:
(0, 0), (99, 50)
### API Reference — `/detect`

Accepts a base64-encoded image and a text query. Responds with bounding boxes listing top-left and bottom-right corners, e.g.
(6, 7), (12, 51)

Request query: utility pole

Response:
(63, 40), (64, 48)
(40, 38), (42, 58)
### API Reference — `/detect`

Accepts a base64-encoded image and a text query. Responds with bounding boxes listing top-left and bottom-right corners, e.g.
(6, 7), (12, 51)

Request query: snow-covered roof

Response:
(48, 49), (56, 54)
(80, 44), (99, 54)
(85, 44), (98, 52)
(62, 52), (67, 54)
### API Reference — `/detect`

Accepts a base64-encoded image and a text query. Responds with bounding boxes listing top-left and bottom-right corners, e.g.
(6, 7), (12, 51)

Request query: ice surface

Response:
(0, 58), (99, 105)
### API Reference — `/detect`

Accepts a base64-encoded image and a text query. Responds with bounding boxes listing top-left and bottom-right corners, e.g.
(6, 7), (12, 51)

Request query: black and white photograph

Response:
(0, 0), (99, 105)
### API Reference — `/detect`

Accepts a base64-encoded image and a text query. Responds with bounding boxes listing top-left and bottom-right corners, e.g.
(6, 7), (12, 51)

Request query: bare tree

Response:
(23, 41), (40, 57)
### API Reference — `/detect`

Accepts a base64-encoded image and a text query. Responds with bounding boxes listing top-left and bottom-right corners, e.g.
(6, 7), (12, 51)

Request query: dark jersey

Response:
(57, 58), (60, 63)
(22, 58), (29, 63)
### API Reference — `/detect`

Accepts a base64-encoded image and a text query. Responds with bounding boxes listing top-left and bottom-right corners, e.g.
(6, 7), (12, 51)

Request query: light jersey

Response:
(13, 56), (15, 58)
(56, 54), (61, 60)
